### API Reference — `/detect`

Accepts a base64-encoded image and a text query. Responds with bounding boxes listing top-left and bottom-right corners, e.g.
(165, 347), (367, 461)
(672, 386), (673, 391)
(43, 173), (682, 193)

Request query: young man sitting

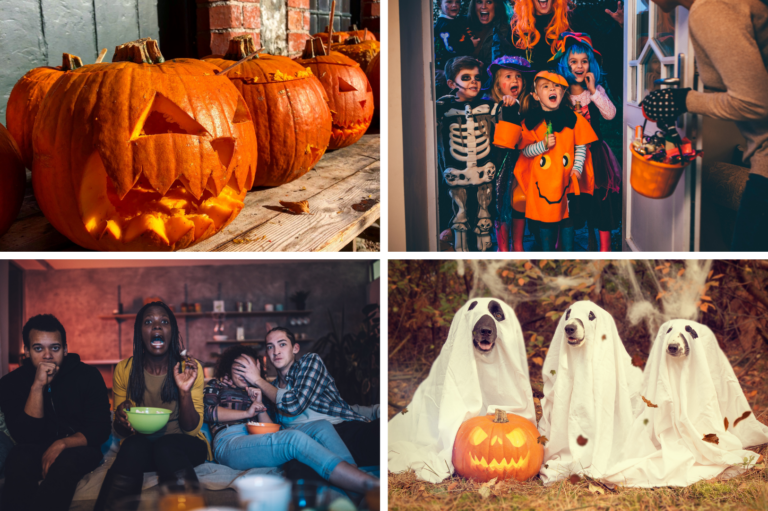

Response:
(0, 315), (111, 511)
(230, 327), (379, 469)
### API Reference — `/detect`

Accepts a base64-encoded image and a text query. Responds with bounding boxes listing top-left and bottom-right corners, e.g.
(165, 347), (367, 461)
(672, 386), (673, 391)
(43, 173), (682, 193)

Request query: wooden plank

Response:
(207, 161), (379, 252)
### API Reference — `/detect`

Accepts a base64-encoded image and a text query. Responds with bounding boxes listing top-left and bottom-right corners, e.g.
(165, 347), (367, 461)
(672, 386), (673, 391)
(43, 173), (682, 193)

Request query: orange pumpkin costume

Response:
(503, 107), (597, 224)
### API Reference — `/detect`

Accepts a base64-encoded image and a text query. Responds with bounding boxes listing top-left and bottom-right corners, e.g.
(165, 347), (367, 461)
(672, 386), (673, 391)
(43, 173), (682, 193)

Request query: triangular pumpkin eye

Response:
(366, 81), (372, 93)
(232, 96), (251, 124)
(133, 92), (209, 138)
(338, 77), (358, 93)
(359, 100), (367, 110)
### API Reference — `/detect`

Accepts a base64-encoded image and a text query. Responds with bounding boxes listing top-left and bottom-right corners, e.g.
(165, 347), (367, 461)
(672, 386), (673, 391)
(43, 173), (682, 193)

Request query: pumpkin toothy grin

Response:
(468, 451), (530, 471)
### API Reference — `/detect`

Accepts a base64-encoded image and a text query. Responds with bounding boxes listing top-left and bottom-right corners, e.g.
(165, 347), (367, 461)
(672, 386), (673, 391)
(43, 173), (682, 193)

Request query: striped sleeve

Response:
(522, 140), (547, 158)
(573, 145), (588, 174)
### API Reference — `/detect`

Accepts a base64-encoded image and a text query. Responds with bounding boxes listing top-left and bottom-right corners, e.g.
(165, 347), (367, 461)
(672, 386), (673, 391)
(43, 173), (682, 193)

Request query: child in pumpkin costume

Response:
(554, 32), (622, 252)
(436, 56), (500, 252)
(485, 55), (536, 252)
(502, 71), (597, 251)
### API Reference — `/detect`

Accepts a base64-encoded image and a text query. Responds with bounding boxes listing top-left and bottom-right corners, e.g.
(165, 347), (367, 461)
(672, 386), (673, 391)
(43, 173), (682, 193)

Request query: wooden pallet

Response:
(0, 135), (380, 252)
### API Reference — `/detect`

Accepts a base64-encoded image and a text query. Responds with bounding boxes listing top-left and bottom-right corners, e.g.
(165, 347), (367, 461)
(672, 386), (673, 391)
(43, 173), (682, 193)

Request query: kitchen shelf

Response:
(206, 338), (314, 345)
(100, 310), (312, 320)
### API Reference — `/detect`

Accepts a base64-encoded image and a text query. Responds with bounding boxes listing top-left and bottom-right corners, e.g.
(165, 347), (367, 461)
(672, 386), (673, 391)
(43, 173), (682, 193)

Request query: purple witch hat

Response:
(483, 55), (536, 91)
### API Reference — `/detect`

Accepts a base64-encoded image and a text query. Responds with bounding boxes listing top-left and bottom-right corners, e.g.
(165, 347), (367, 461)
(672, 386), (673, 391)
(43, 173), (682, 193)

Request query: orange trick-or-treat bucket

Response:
(630, 146), (688, 199)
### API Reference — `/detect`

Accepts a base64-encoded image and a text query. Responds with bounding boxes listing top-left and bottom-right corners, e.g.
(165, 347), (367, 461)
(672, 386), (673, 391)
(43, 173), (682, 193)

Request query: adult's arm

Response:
(76, 364), (112, 449)
(0, 371), (45, 444)
(178, 361), (204, 434)
(112, 359), (134, 437)
(686, 0), (768, 121)
(271, 354), (327, 416)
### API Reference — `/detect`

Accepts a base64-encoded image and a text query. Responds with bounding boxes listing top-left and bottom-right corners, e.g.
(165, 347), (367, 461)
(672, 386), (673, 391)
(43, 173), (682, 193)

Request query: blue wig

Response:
(556, 41), (603, 87)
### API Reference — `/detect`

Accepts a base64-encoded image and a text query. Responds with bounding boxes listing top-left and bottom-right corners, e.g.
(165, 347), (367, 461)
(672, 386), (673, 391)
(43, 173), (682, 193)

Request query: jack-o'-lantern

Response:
(331, 37), (381, 70)
(32, 38), (257, 251)
(0, 122), (26, 238)
(7, 53), (85, 168)
(511, 106), (596, 224)
(296, 38), (374, 150)
(203, 34), (332, 187)
(452, 410), (543, 482)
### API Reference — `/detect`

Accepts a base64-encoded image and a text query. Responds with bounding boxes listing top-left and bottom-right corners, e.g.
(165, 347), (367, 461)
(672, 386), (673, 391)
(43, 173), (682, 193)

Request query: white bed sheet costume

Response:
(538, 301), (643, 484)
(602, 320), (768, 487)
(388, 297), (536, 483)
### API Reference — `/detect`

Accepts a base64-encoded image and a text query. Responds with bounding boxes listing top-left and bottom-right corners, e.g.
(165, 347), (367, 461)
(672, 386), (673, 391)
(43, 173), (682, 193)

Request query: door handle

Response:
(654, 53), (685, 87)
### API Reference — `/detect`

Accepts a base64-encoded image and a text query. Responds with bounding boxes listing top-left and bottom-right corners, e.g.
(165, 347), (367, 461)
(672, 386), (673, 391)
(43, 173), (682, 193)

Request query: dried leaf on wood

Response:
(642, 396), (659, 408)
(734, 411), (752, 428)
(279, 200), (310, 214)
(702, 433), (720, 444)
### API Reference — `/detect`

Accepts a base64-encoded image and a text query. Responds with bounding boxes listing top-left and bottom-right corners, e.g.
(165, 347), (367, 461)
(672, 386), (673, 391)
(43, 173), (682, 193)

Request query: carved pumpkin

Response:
(203, 35), (332, 187)
(366, 52), (380, 124)
(314, 31), (349, 46)
(452, 410), (544, 482)
(32, 38), (257, 251)
(331, 37), (381, 70)
(0, 123), (26, 238)
(316, 25), (377, 44)
(7, 53), (85, 169)
(296, 38), (374, 150)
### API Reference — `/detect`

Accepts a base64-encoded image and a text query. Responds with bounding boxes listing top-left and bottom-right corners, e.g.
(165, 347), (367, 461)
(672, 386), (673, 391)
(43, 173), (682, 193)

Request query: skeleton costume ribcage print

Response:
(436, 95), (500, 252)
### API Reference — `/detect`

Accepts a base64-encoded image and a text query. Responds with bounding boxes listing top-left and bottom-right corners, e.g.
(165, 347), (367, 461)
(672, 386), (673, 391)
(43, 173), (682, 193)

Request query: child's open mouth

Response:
(479, 10), (490, 22)
(151, 333), (165, 348)
(548, 93), (558, 102)
(509, 85), (519, 95)
(574, 70), (585, 80)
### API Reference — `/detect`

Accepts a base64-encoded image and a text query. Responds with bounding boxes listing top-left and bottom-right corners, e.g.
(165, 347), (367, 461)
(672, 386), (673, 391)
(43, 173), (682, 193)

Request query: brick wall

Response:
(197, 0), (311, 57)
(361, 0), (379, 34)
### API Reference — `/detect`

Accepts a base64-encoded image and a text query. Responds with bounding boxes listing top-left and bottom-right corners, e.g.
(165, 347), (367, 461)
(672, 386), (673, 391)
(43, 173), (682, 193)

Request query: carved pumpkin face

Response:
(7, 53), (84, 169)
(0, 122), (26, 238)
(204, 35), (332, 187)
(452, 410), (544, 482)
(297, 42), (374, 150)
(32, 40), (257, 251)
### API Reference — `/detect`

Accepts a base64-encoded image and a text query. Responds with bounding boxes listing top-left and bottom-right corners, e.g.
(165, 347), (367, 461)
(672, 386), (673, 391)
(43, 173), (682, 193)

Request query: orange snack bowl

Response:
(247, 422), (281, 435)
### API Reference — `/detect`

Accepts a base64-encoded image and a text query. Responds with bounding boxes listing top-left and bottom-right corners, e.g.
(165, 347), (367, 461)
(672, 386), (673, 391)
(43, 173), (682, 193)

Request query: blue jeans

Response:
(213, 422), (354, 480)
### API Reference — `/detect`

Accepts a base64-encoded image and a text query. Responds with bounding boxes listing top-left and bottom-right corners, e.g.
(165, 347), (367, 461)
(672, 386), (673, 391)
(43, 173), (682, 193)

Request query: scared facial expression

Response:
(27, 329), (67, 371)
(533, 0), (554, 15)
(448, 67), (482, 101)
(533, 79), (565, 111)
(142, 305), (172, 357)
(498, 70), (524, 99)
(266, 330), (300, 372)
(442, 0), (462, 17)
(568, 52), (590, 83)
(470, 299), (506, 353)
(475, 0), (496, 25)
(231, 354), (256, 388)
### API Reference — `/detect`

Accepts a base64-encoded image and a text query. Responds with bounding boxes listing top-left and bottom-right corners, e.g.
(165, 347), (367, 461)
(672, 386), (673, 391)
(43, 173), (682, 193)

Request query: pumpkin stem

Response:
(216, 46), (263, 75)
(301, 37), (328, 59)
(494, 409), (509, 423)
(224, 34), (258, 60)
(112, 37), (165, 64)
(95, 48), (107, 64)
(62, 53), (83, 71)
(345, 36), (362, 45)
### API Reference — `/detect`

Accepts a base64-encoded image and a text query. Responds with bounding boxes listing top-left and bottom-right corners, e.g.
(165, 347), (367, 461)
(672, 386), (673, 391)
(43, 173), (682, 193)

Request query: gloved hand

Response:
(641, 87), (691, 124)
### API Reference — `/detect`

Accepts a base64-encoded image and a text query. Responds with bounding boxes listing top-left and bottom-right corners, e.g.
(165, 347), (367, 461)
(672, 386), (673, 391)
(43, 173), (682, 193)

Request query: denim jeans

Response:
(213, 421), (354, 480)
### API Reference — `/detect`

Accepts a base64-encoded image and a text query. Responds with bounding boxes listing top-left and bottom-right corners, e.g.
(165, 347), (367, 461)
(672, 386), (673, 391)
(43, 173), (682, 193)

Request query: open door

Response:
(622, 0), (701, 251)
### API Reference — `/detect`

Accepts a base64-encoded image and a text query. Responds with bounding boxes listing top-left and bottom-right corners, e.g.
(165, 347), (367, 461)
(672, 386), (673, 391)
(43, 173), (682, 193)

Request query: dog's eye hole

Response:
(685, 325), (698, 339)
(667, 327), (673, 334)
(565, 309), (571, 320)
(488, 300), (505, 322)
(588, 311), (596, 321)
(468, 301), (478, 311)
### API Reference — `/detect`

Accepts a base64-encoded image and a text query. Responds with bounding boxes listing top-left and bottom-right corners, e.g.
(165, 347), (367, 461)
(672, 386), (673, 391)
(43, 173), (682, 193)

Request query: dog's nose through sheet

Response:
(538, 300), (643, 484)
(388, 297), (535, 483)
(601, 320), (768, 487)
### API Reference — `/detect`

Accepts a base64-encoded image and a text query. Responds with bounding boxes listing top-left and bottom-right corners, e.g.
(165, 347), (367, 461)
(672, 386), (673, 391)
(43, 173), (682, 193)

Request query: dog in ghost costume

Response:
(538, 301), (643, 484)
(602, 320), (768, 487)
(388, 298), (536, 483)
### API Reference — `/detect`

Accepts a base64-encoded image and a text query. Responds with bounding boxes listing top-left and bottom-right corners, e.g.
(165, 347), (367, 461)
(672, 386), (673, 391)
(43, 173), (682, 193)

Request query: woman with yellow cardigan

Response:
(94, 302), (210, 511)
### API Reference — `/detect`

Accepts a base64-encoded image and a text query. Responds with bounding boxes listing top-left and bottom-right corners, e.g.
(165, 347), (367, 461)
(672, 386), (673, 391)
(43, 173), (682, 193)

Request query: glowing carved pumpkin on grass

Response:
(32, 38), (257, 251)
(203, 34), (332, 187)
(452, 410), (544, 482)
(7, 53), (85, 168)
(296, 38), (374, 150)
(0, 122), (26, 238)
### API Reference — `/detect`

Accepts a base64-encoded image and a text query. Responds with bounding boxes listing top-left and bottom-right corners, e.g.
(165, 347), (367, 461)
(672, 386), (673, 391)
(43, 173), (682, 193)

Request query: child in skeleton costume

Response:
(485, 55), (536, 252)
(538, 301), (643, 484)
(388, 298), (535, 483)
(511, 71), (597, 251)
(602, 320), (768, 487)
(437, 57), (499, 252)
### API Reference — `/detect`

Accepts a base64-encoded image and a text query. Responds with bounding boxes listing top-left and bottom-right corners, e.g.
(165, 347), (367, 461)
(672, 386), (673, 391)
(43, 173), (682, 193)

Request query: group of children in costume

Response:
(435, 1), (621, 252)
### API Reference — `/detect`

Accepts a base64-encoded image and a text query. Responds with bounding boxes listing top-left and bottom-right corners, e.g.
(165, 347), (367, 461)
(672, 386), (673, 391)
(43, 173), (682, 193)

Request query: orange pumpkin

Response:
(7, 53), (84, 168)
(203, 35), (332, 187)
(0, 122), (26, 238)
(314, 31), (349, 45)
(331, 37), (381, 70)
(366, 52), (380, 123)
(32, 38), (257, 251)
(346, 28), (378, 42)
(296, 38), (374, 150)
(452, 410), (544, 482)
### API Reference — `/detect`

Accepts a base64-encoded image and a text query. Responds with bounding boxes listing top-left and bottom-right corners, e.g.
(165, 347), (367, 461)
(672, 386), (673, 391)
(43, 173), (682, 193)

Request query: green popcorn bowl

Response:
(125, 407), (172, 434)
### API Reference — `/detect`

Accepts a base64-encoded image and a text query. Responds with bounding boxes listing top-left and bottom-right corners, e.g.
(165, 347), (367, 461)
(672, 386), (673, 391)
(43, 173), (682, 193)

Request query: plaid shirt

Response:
(277, 353), (368, 423)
